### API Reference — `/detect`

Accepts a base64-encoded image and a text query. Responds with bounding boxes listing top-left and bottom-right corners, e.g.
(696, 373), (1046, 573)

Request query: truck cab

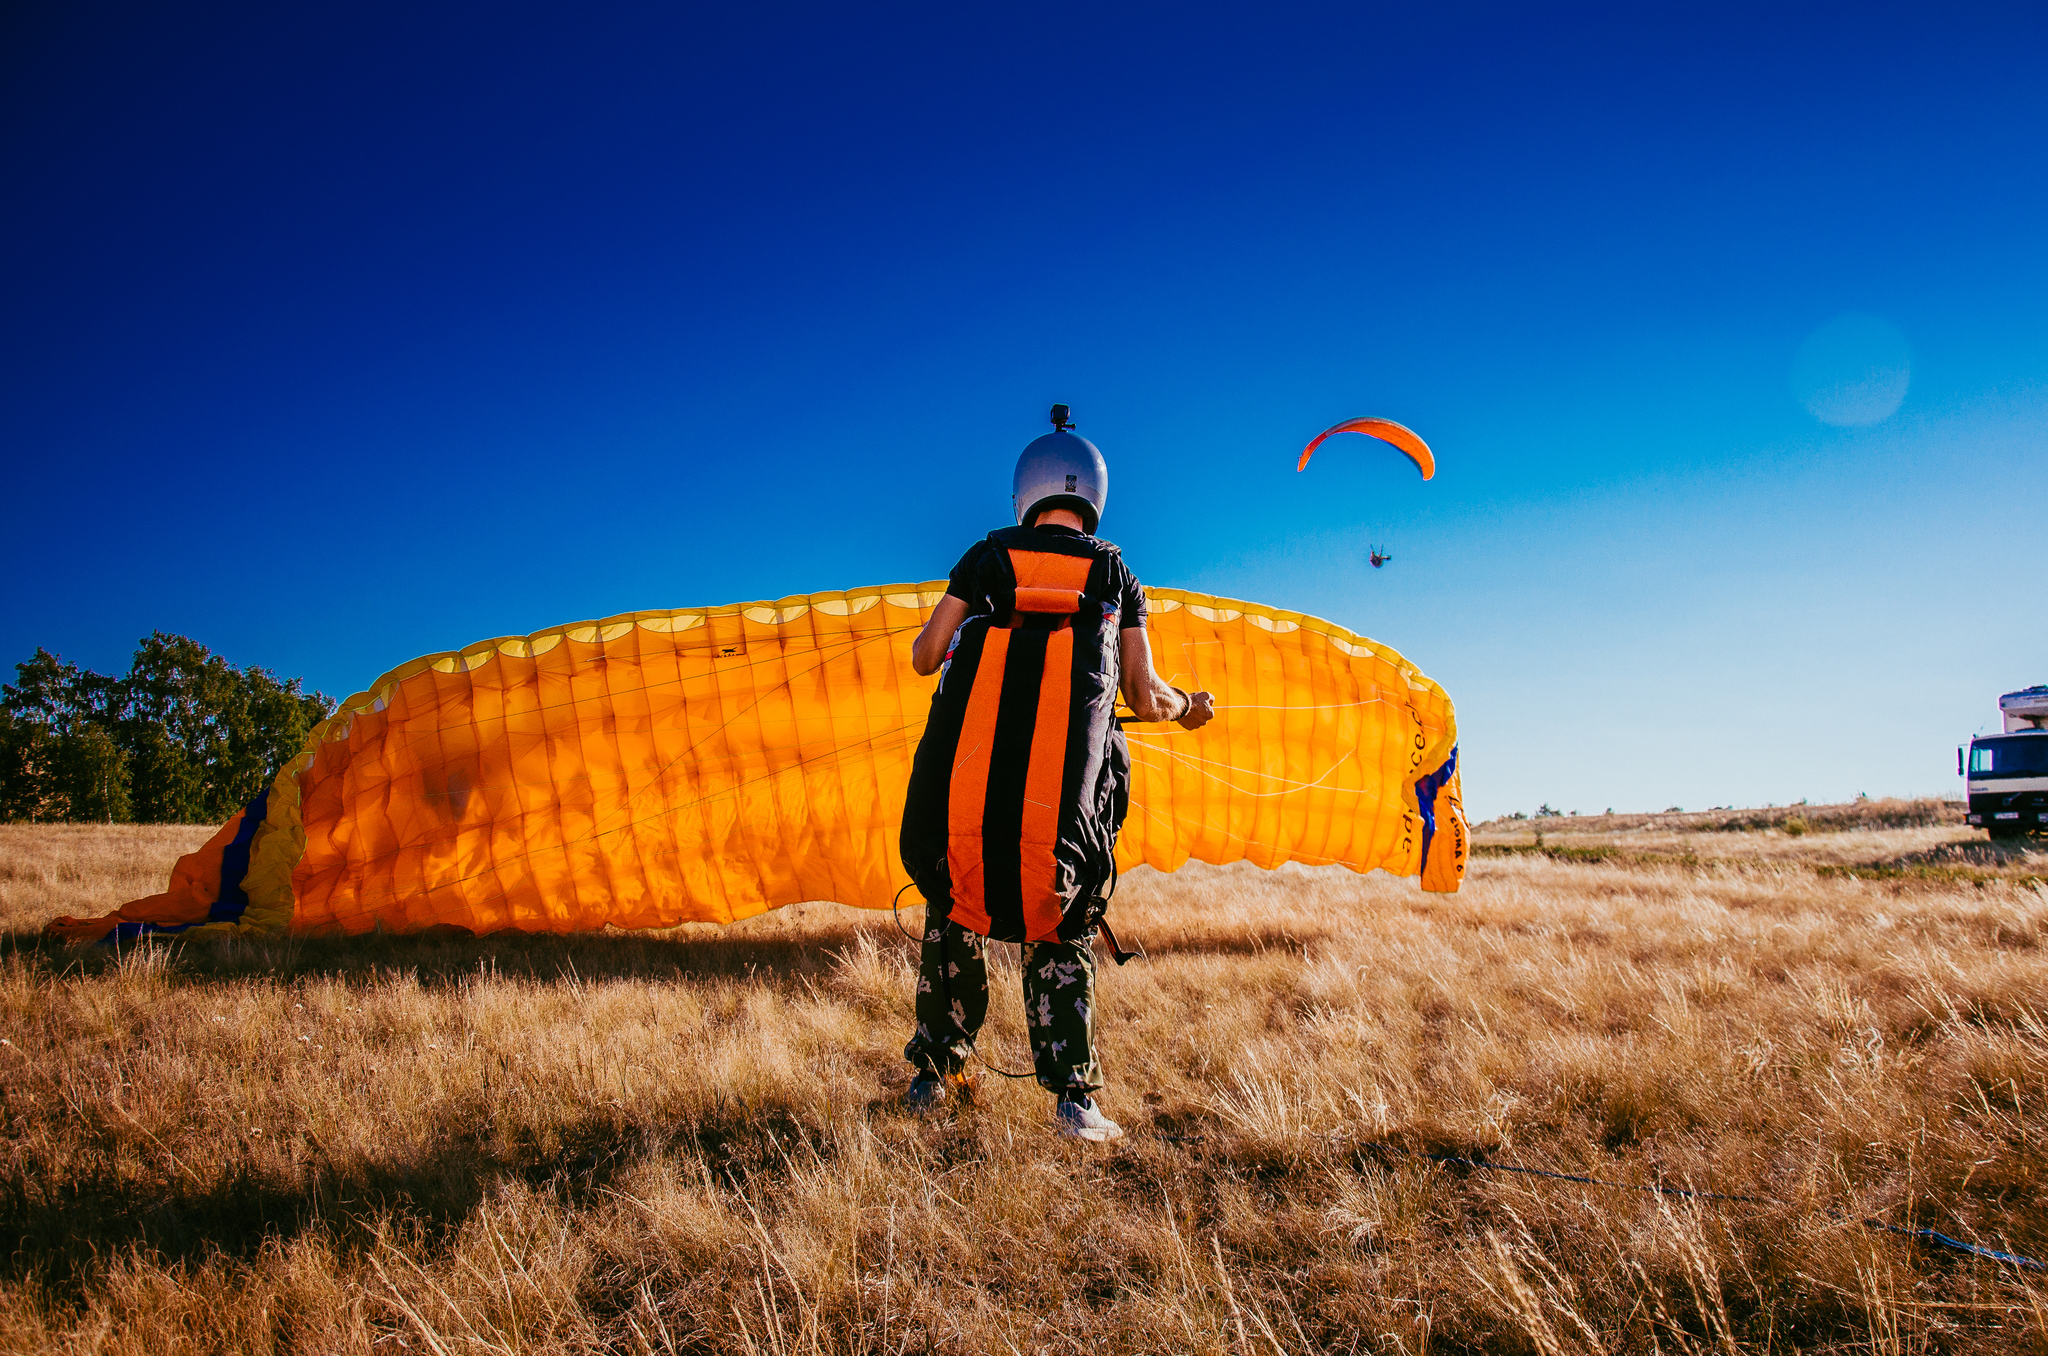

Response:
(1963, 685), (2048, 839)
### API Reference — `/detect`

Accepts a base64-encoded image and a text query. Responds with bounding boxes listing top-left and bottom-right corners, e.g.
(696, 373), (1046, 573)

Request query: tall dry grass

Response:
(3, 821), (2048, 1352)
(1473, 798), (2048, 885)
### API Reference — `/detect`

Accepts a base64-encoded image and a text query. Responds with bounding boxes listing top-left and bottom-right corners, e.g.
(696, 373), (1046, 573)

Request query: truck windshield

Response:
(1969, 736), (2048, 777)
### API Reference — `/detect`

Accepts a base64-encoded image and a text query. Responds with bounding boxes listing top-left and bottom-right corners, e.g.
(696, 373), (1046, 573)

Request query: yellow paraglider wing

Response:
(55, 582), (1465, 941)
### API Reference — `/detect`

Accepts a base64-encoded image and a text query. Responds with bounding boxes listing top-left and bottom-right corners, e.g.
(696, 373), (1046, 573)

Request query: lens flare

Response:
(1792, 312), (1911, 426)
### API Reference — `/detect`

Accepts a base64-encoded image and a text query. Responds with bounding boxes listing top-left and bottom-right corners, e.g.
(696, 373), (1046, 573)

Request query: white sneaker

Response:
(1054, 1096), (1124, 1143)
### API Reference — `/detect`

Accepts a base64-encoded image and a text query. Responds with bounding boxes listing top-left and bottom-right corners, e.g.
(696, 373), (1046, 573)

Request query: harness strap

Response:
(1016, 626), (1074, 941)
(1013, 586), (1083, 614)
(945, 626), (1010, 937)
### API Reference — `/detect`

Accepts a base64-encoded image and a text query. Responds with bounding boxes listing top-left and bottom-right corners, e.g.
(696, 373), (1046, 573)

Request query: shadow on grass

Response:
(0, 918), (917, 986)
(1, 1088), (828, 1299)
(1, 912), (1343, 983)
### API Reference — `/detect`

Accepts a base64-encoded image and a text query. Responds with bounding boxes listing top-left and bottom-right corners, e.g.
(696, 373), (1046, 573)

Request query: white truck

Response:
(1962, 686), (2048, 839)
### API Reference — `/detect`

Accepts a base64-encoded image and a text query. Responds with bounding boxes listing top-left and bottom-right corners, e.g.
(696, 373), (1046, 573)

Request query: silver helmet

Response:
(1012, 405), (1108, 533)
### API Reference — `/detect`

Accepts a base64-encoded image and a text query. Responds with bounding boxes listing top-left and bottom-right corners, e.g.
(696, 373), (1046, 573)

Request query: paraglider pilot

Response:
(896, 407), (1214, 1141)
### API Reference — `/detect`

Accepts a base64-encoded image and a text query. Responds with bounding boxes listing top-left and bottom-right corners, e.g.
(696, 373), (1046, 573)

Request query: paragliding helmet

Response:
(1013, 405), (1108, 533)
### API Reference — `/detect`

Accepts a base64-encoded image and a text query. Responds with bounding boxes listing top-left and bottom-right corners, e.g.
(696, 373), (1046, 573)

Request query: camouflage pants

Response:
(903, 916), (1101, 1095)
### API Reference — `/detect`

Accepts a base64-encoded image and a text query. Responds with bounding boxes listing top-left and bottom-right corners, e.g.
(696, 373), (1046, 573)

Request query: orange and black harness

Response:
(901, 525), (1133, 947)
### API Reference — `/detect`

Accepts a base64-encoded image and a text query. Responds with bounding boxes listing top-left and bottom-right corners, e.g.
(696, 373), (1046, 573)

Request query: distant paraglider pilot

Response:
(897, 407), (1215, 1141)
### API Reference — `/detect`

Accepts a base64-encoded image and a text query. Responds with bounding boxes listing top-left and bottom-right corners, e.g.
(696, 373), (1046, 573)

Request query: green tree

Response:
(0, 651), (120, 822)
(0, 711), (62, 822)
(118, 632), (331, 820)
(3, 649), (115, 730)
(0, 711), (130, 823)
(123, 723), (206, 823)
(118, 632), (242, 822)
(117, 632), (333, 822)
(54, 723), (130, 822)
(1, 635), (332, 824)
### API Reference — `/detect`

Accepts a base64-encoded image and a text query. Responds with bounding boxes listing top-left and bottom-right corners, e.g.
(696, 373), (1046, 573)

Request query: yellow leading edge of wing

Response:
(217, 581), (1465, 936)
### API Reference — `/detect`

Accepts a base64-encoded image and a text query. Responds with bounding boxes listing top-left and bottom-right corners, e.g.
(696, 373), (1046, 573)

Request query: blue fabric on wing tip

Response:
(98, 790), (273, 946)
(1414, 745), (1459, 869)
(206, 789), (270, 925)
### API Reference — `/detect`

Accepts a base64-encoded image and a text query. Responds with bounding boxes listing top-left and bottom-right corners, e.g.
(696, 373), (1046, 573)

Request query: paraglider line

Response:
(890, 880), (920, 943)
(1129, 742), (1365, 797)
(1202, 698), (1407, 713)
(587, 629), (922, 836)
(589, 733), (922, 843)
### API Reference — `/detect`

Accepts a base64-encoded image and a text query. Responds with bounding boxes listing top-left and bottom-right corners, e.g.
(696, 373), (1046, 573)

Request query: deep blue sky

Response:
(4, 1), (2044, 818)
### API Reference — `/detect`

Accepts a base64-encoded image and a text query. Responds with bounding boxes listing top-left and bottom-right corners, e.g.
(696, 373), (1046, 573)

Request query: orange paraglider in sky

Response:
(1296, 416), (1435, 479)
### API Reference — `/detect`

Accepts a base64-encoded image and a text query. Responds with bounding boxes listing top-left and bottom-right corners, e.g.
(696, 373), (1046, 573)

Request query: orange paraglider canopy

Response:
(1296, 416), (1435, 479)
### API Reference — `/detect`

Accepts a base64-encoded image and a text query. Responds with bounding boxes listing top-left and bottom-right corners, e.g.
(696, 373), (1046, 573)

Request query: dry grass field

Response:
(4, 809), (2048, 1354)
(1472, 799), (1994, 870)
